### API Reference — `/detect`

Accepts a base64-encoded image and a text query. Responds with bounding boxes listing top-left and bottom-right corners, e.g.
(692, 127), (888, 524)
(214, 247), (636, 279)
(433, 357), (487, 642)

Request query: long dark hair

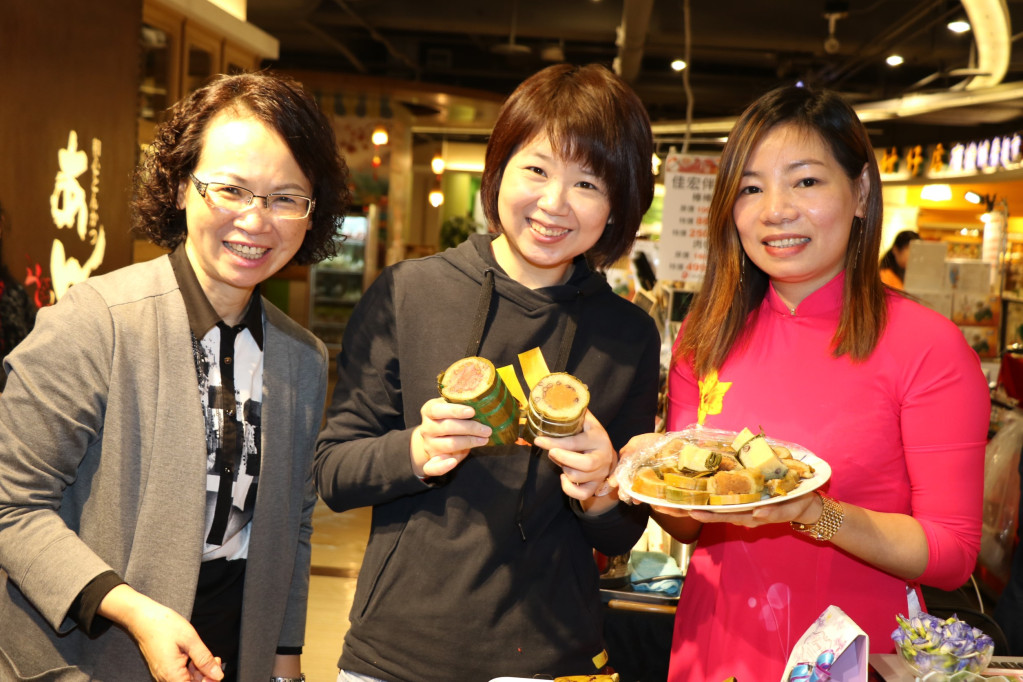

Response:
(132, 71), (351, 265)
(676, 85), (886, 377)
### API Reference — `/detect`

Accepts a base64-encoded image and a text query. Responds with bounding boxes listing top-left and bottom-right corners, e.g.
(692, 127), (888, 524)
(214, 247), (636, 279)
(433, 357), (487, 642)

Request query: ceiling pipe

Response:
(650, 79), (1023, 136)
(960, 0), (1011, 88)
(816, 0), (946, 89)
(613, 0), (654, 83)
(302, 19), (367, 73)
(652, 0), (1013, 137)
(330, 0), (422, 78)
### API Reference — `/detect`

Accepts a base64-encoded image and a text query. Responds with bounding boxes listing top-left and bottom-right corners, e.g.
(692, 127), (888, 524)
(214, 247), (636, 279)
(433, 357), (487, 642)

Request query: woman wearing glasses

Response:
(0, 72), (349, 682)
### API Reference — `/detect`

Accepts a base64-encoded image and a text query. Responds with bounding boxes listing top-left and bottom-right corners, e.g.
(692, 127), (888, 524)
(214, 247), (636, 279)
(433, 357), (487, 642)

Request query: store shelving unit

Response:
(309, 213), (371, 353)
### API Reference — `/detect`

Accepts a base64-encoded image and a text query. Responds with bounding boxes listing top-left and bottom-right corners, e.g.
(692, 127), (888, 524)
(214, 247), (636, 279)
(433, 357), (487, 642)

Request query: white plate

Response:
(619, 432), (832, 513)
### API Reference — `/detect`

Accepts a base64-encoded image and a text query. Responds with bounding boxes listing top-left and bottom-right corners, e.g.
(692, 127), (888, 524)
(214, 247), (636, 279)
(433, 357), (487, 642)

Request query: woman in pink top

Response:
(631, 86), (990, 681)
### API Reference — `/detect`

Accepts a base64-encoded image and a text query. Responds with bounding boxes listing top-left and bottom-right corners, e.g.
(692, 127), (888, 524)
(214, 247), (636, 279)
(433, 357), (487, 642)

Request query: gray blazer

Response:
(0, 256), (327, 681)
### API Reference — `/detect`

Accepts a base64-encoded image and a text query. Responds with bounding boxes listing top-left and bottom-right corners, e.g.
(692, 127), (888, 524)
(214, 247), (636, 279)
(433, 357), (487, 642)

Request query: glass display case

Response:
(138, 3), (182, 149)
(182, 21), (221, 97)
(309, 214), (369, 352)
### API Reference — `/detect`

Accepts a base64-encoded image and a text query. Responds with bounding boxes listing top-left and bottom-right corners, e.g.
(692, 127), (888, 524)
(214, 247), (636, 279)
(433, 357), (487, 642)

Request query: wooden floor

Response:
(304, 501), (372, 682)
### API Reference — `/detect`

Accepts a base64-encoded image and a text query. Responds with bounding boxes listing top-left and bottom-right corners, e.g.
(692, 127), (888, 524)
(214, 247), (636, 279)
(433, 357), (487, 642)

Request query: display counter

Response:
(869, 653), (1023, 680)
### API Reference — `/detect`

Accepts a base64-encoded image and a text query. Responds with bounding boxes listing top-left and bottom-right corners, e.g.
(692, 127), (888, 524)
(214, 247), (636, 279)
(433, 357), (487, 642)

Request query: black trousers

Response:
(190, 558), (246, 682)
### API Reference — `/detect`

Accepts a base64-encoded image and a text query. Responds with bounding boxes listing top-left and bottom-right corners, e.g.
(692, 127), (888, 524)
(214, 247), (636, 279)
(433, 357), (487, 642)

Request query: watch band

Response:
(790, 491), (844, 542)
(269, 675), (305, 682)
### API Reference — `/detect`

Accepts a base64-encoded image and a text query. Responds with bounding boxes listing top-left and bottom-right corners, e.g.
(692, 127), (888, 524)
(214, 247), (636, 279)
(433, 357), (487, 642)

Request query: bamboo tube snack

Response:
(523, 372), (589, 444)
(437, 356), (521, 446)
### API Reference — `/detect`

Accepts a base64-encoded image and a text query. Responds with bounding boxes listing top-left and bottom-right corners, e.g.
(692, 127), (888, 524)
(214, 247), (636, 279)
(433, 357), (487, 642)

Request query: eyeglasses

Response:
(189, 173), (315, 220)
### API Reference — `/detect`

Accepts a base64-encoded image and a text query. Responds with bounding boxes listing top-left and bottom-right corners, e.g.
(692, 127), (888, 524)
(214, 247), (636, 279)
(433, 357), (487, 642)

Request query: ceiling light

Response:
(670, 59), (687, 72)
(886, 55), (904, 67)
(431, 154), (445, 175)
(947, 19), (971, 33)
(428, 189), (444, 207)
(920, 184), (952, 201)
(371, 126), (388, 146)
(965, 191), (996, 211)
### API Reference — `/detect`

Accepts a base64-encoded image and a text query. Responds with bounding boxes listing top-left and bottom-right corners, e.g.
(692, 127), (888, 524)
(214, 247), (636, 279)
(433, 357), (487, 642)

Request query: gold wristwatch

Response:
(790, 491), (844, 542)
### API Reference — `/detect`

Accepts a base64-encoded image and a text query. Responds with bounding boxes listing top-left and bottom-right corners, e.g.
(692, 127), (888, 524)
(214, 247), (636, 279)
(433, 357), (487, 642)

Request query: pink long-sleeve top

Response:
(666, 272), (990, 682)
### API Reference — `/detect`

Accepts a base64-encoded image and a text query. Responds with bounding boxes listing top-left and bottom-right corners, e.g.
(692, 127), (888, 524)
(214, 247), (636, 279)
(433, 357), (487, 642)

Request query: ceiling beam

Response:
(961, 0), (1011, 88)
(649, 79), (1023, 136)
(614, 0), (654, 83)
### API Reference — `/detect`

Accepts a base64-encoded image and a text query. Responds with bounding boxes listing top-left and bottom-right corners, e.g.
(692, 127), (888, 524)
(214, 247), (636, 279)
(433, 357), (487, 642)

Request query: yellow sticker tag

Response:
(518, 347), (550, 391)
(591, 648), (609, 669)
(496, 365), (527, 407)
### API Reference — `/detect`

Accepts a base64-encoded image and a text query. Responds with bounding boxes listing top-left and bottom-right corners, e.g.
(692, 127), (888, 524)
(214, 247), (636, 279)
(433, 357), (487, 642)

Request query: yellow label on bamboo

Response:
(518, 347), (550, 391)
(496, 365), (528, 407)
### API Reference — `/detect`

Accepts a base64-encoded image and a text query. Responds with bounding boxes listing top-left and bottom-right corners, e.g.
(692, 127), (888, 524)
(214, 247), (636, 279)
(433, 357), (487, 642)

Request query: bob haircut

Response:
(480, 63), (654, 269)
(132, 71), (350, 265)
(676, 85), (886, 377)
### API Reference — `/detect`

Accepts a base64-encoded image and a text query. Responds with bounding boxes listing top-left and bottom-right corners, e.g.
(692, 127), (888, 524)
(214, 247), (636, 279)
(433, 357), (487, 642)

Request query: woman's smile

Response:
(734, 123), (868, 309)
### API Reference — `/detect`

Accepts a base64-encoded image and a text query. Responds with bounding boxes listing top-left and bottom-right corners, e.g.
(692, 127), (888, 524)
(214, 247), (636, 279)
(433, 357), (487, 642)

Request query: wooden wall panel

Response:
(0, 0), (141, 304)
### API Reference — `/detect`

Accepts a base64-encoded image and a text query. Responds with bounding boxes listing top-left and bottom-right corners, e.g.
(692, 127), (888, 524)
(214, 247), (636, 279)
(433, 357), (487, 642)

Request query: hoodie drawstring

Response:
(461, 271), (582, 542)
(464, 269), (495, 357)
(515, 291), (582, 541)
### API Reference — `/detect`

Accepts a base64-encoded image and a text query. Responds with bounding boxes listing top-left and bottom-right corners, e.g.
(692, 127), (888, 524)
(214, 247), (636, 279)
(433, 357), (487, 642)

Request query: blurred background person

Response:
(0, 200), (37, 392)
(879, 229), (920, 289)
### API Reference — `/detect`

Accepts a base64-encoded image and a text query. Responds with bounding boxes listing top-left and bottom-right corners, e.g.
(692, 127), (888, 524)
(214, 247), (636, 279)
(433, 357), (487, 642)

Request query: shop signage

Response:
(1, 0), (138, 307)
(49, 130), (107, 301)
(946, 134), (1022, 175)
(879, 132), (1023, 180)
(659, 152), (719, 283)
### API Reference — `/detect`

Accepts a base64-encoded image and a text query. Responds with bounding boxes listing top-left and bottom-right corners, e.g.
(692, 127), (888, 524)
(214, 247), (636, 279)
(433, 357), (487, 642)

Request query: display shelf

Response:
(308, 214), (371, 351)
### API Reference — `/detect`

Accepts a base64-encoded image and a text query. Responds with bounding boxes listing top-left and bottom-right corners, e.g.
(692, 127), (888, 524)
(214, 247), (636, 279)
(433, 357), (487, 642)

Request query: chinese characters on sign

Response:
(879, 134), (1023, 179)
(49, 130), (107, 300)
(948, 134), (1022, 175)
(659, 153), (719, 283)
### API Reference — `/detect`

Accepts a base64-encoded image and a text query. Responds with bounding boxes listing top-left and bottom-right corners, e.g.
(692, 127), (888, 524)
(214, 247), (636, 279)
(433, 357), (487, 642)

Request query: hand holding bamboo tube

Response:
(536, 410), (619, 513)
(411, 397), (493, 478)
(437, 356), (522, 446)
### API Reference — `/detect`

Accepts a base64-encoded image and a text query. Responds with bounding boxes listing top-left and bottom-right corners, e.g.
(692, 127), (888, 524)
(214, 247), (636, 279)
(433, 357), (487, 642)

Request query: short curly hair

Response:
(480, 63), (654, 269)
(132, 71), (351, 265)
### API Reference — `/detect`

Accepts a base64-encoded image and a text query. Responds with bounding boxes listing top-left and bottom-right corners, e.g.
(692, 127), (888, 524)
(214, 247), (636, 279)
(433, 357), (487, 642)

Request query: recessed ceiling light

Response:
(671, 59), (687, 72)
(886, 54), (904, 67)
(947, 19), (971, 33)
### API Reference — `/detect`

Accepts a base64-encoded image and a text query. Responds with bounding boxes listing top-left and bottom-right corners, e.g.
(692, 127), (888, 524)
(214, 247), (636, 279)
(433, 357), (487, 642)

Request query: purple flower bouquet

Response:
(891, 613), (994, 679)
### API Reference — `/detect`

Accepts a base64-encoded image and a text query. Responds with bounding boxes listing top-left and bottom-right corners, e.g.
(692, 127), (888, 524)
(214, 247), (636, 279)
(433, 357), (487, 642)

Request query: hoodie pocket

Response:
(352, 516), (409, 622)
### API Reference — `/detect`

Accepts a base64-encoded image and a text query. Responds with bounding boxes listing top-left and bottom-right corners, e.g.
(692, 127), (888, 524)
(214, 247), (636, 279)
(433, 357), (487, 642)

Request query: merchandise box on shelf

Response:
(951, 292), (1001, 328)
(903, 241), (1002, 359)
